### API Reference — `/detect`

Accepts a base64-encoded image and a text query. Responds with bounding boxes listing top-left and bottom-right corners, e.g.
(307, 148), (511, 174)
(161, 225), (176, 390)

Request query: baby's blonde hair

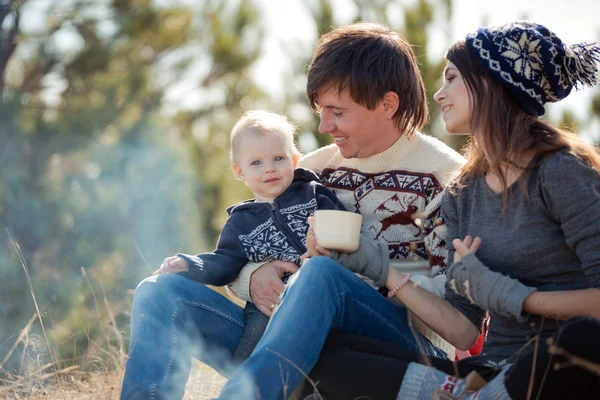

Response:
(229, 110), (301, 164)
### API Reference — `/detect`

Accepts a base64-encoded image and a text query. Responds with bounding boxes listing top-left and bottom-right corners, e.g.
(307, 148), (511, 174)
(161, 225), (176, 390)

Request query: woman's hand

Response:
(153, 256), (189, 275)
(448, 238), (536, 322)
(448, 235), (483, 299)
(300, 226), (331, 260)
(452, 235), (482, 263)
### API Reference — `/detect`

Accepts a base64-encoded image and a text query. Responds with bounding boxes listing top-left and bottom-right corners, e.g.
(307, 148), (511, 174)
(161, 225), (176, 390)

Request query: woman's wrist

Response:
(385, 266), (403, 288)
(387, 272), (411, 298)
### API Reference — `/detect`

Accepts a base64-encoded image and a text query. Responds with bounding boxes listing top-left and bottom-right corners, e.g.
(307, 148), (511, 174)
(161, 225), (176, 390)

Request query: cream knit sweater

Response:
(229, 131), (465, 357)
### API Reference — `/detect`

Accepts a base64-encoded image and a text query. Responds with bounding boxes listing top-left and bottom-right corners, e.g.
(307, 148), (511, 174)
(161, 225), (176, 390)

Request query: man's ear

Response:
(292, 153), (300, 169)
(232, 164), (244, 181)
(382, 91), (400, 118)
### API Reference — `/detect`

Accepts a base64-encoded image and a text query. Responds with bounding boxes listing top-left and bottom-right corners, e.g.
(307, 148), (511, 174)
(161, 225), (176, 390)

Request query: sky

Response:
(253, 0), (600, 135)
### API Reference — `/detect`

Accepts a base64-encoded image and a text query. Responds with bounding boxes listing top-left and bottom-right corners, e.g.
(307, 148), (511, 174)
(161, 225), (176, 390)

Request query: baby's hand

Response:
(153, 255), (189, 275)
(300, 226), (331, 260)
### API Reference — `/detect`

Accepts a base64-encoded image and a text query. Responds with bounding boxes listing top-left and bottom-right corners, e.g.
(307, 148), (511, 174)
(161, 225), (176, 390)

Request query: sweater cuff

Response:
(227, 261), (264, 302)
(506, 284), (537, 323)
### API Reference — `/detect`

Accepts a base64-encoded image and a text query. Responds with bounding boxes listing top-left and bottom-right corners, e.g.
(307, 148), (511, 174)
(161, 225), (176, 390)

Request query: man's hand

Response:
(250, 260), (299, 317)
(153, 256), (188, 275)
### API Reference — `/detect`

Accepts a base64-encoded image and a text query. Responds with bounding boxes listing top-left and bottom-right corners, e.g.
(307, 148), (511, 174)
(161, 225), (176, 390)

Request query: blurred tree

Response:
(593, 93), (600, 121)
(278, 0), (335, 153)
(0, 0), (19, 90)
(558, 109), (579, 132)
(168, 0), (266, 241)
(0, 0), (218, 372)
(591, 91), (600, 143)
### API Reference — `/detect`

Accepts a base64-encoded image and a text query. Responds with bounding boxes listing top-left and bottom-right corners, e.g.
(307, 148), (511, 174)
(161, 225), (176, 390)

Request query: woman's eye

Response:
(332, 111), (343, 117)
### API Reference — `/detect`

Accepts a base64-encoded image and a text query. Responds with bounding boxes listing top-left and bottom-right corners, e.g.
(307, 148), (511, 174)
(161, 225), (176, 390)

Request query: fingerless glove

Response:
(448, 253), (536, 322)
(328, 236), (389, 288)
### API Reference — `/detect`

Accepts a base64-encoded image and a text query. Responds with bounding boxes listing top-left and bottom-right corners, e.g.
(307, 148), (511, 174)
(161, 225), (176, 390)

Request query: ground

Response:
(0, 361), (226, 399)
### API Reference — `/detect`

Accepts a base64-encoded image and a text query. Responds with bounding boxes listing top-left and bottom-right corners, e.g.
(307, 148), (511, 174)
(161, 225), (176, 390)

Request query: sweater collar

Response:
(348, 132), (420, 173)
(225, 168), (319, 214)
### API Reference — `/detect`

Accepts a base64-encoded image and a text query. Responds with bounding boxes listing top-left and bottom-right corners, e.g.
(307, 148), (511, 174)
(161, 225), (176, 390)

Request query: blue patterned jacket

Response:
(178, 168), (346, 286)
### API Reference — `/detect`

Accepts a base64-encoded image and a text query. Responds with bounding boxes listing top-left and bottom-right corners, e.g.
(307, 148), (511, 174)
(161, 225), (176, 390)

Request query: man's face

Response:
(315, 88), (398, 159)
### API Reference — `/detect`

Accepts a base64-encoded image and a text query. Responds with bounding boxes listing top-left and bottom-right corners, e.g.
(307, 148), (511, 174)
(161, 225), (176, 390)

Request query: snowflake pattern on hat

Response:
(466, 21), (600, 117)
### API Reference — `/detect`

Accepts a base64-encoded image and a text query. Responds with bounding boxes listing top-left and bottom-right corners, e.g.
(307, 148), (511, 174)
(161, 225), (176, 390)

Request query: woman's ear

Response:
(232, 164), (244, 181)
(382, 91), (400, 118)
(292, 153), (300, 169)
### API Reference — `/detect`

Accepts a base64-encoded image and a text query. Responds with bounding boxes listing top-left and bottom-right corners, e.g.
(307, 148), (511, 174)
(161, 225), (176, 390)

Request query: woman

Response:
(305, 21), (600, 399)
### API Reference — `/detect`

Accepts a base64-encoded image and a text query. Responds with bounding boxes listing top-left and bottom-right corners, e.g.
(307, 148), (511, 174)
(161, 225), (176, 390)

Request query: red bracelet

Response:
(387, 273), (411, 298)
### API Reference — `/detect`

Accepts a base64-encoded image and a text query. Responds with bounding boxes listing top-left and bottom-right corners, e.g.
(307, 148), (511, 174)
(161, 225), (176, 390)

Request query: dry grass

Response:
(0, 230), (237, 399)
(0, 361), (226, 399)
(1, 230), (229, 399)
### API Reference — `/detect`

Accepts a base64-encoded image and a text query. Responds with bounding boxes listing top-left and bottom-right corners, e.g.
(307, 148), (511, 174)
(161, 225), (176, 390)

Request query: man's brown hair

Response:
(307, 22), (428, 137)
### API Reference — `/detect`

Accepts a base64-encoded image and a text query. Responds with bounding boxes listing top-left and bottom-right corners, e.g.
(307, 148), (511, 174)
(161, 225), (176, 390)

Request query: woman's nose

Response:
(433, 87), (445, 104)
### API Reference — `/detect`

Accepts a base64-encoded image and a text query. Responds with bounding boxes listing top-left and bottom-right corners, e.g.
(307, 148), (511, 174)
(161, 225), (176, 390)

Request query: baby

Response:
(154, 110), (347, 362)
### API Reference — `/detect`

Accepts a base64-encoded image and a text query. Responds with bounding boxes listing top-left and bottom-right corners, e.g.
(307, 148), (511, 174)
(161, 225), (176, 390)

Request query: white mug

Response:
(310, 210), (363, 252)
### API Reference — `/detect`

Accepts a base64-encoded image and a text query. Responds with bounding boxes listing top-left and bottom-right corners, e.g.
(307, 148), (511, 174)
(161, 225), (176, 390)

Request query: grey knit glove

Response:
(328, 236), (389, 288)
(448, 253), (536, 322)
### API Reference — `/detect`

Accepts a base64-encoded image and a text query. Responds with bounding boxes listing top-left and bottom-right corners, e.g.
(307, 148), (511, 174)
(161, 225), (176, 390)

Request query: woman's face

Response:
(433, 61), (472, 135)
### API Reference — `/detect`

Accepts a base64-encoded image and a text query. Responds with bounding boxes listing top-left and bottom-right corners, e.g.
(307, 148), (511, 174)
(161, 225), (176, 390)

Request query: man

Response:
(121, 22), (463, 400)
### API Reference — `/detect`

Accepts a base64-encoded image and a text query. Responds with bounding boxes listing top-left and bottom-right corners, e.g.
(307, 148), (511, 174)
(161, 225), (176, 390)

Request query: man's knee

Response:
(132, 274), (212, 313)
(295, 256), (349, 282)
(287, 257), (357, 295)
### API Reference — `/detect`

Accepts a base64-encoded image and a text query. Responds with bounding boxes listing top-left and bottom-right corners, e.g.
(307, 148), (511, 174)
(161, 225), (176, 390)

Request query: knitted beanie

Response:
(466, 21), (600, 117)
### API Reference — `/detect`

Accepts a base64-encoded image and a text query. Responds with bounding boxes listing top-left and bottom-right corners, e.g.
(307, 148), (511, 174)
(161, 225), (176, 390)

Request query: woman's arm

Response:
(523, 288), (600, 320)
(451, 239), (600, 322)
(517, 153), (600, 321)
(386, 267), (481, 350)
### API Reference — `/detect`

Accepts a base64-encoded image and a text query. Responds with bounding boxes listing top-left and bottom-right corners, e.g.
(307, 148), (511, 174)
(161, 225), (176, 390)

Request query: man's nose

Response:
(318, 112), (335, 134)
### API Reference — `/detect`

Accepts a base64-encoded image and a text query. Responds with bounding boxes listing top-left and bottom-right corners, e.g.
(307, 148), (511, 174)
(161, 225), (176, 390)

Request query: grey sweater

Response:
(442, 150), (600, 364)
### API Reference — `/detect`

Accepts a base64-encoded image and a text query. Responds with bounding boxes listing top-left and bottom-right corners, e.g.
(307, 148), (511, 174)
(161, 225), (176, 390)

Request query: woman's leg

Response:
(505, 316), (600, 400)
(394, 317), (600, 400)
(306, 333), (495, 399)
(120, 274), (244, 400)
(218, 257), (445, 400)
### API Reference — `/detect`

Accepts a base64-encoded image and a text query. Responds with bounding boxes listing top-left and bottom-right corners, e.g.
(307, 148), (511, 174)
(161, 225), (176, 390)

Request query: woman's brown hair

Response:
(446, 40), (600, 206)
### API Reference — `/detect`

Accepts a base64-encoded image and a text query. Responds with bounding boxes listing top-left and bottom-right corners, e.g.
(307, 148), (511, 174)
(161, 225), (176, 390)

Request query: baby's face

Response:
(232, 131), (297, 202)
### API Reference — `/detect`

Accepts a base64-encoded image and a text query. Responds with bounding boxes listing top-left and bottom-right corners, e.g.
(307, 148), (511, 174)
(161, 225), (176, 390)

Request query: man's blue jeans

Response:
(218, 257), (446, 400)
(120, 273), (245, 400)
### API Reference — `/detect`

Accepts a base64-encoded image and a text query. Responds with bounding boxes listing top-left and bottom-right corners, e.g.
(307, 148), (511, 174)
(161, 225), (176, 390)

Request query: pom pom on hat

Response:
(466, 21), (600, 117)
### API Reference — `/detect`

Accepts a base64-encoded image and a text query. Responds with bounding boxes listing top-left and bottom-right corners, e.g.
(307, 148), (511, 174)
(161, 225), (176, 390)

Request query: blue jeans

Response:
(233, 302), (269, 363)
(218, 257), (446, 400)
(120, 274), (244, 400)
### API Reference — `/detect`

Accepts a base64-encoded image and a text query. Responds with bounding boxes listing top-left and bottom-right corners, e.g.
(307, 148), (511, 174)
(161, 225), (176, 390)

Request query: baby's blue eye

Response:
(275, 156), (285, 161)
(250, 160), (260, 166)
